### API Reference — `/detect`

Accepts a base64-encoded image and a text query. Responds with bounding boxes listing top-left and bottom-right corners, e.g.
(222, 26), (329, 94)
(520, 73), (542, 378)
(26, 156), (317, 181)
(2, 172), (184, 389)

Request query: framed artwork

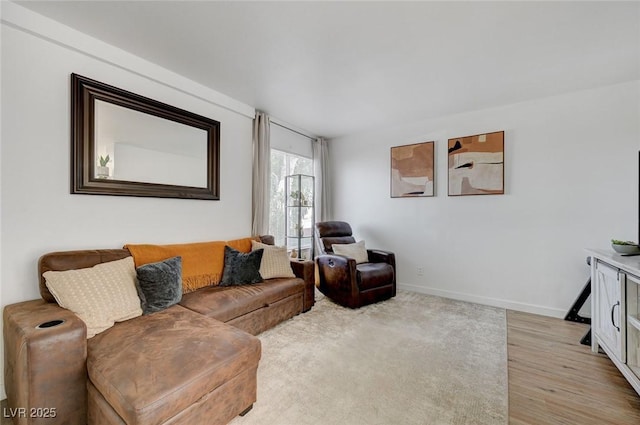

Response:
(390, 141), (435, 198)
(448, 131), (504, 196)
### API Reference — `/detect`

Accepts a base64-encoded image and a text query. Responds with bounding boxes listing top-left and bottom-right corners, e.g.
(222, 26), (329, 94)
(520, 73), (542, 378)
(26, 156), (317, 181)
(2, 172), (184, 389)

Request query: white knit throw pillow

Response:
(332, 240), (369, 264)
(251, 240), (296, 279)
(44, 257), (142, 338)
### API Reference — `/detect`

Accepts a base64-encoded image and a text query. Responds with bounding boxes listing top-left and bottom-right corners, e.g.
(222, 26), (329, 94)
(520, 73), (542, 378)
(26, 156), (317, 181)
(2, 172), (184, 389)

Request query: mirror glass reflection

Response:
(94, 100), (208, 188)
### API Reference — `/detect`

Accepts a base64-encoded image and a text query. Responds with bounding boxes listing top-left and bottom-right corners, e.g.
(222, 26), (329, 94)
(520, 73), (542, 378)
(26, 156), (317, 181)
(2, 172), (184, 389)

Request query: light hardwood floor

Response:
(507, 310), (640, 424)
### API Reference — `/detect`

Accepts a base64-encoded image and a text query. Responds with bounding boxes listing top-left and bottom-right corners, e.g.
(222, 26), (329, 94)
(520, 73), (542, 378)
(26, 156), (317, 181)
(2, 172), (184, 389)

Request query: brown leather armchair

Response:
(315, 221), (396, 308)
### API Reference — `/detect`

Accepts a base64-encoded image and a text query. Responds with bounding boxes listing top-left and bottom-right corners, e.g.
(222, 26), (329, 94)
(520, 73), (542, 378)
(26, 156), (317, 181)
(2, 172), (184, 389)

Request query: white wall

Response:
(330, 81), (640, 317)
(0, 2), (4, 404)
(1, 4), (255, 398)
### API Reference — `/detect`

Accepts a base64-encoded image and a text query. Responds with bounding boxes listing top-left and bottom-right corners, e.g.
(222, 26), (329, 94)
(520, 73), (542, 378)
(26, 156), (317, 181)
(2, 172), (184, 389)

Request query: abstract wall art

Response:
(448, 131), (504, 196)
(390, 141), (434, 198)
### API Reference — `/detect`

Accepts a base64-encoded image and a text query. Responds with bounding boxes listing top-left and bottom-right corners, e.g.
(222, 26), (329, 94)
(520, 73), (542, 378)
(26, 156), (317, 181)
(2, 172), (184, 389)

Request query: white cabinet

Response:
(593, 261), (625, 362)
(588, 249), (640, 395)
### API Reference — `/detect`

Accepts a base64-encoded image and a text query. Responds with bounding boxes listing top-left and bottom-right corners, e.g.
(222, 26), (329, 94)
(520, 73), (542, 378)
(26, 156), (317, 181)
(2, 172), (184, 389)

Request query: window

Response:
(270, 149), (313, 246)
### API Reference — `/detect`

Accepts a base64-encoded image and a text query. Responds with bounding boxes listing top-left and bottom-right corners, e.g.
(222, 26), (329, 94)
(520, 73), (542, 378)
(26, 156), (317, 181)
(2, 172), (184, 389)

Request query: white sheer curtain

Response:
(252, 111), (271, 236)
(313, 137), (331, 254)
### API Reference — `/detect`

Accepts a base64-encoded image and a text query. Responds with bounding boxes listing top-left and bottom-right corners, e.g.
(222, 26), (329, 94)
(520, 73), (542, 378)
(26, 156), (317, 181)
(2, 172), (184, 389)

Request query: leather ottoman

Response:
(87, 305), (261, 425)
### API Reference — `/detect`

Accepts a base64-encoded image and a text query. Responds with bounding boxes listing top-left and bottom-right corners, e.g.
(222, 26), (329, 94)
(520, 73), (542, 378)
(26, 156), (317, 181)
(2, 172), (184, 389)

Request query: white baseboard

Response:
(398, 283), (567, 318)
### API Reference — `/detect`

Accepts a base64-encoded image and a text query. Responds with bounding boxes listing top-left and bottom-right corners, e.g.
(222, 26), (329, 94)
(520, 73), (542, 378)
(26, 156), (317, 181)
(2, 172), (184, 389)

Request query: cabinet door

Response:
(626, 274), (640, 380)
(594, 261), (625, 361)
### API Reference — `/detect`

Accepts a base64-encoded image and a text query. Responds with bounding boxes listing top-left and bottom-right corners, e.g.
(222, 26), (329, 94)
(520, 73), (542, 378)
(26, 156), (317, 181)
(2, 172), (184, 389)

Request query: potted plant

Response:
(290, 190), (310, 206)
(301, 189), (311, 206)
(611, 239), (640, 254)
(97, 155), (110, 179)
(290, 190), (302, 206)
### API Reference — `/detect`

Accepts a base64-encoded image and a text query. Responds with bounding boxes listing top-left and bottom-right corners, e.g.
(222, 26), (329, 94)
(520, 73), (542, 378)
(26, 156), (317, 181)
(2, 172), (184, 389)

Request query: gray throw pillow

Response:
(136, 256), (183, 314)
(220, 246), (264, 286)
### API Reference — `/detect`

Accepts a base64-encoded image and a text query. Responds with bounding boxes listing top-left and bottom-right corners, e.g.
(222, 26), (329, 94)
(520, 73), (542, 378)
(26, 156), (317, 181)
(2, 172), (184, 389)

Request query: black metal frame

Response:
(564, 257), (592, 346)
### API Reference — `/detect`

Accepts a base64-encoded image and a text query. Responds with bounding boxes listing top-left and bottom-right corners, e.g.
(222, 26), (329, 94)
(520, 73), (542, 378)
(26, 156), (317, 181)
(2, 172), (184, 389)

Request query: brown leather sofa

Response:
(3, 237), (315, 425)
(315, 221), (396, 308)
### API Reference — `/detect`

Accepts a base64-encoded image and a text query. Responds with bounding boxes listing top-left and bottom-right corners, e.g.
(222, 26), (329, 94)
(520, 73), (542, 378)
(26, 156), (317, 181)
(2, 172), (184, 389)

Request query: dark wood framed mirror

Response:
(71, 73), (220, 200)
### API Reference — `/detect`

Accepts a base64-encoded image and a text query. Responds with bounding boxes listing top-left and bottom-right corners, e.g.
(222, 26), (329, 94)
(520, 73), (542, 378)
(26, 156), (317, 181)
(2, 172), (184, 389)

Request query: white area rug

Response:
(230, 290), (507, 425)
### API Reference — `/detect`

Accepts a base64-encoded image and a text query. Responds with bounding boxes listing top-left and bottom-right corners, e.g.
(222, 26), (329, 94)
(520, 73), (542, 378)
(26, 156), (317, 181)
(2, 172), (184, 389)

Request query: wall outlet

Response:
(417, 267), (424, 276)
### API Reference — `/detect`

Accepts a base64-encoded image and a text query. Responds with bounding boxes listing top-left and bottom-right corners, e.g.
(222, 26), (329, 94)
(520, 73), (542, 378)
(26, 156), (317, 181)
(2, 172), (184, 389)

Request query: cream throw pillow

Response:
(251, 240), (295, 279)
(43, 257), (142, 338)
(332, 240), (369, 264)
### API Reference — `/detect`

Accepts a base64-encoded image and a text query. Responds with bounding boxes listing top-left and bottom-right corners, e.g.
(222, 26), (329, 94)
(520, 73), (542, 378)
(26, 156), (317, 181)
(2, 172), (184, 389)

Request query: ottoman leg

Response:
(239, 405), (253, 416)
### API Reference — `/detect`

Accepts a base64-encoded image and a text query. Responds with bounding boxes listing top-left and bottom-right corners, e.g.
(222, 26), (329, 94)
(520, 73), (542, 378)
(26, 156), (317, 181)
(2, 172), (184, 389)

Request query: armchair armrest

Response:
(316, 254), (358, 292)
(4, 300), (88, 424)
(367, 249), (397, 296)
(289, 259), (315, 312)
(368, 249), (396, 267)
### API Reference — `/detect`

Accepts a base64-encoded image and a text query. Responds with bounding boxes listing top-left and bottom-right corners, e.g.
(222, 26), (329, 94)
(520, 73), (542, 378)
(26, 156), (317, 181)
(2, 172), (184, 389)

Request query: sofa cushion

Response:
(87, 305), (261, 425)
(179, 278), (305, 323)
(226, 237), (256, 253)
(135, 256), (183, 314)
(251, 240), (295, 279)
(43, 257), (142, 338)
(220, 246), (264, 286)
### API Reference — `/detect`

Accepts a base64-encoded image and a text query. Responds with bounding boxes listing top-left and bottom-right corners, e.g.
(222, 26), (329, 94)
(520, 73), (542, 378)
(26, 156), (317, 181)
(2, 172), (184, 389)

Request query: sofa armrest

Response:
(290, 259), (315, 312)
(4, 300), (88, 424)
(259, 235), (275, 245)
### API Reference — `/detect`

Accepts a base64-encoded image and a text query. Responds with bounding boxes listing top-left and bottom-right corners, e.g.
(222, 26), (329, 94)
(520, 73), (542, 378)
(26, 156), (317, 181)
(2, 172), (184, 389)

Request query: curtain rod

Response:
(271, 120), (317, 141)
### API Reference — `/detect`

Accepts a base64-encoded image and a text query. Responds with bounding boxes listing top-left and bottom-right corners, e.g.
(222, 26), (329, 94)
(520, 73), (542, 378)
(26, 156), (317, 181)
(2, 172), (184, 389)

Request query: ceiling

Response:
(14, 1), (640, 139)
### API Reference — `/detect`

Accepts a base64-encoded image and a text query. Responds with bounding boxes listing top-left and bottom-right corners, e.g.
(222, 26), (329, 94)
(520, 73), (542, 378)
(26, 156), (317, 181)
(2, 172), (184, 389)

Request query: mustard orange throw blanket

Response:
(125, 238), (254, 294)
